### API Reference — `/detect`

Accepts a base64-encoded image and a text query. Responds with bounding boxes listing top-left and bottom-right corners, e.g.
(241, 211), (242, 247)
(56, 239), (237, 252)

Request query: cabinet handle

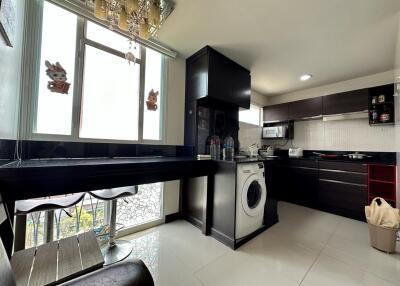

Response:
(319, 178), (367, 187)
(319, 168), (366, 175)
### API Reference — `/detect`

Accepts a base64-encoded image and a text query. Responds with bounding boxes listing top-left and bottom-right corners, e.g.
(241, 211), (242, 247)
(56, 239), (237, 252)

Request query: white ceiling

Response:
(158, 0), (400, 96)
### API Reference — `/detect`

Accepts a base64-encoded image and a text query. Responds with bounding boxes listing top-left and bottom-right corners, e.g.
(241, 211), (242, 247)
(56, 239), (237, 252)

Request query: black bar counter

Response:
(0, 156), (216, 201)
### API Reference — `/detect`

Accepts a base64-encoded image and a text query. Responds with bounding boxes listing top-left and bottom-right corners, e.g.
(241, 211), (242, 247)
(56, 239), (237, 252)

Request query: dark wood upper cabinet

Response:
(186, 46), (251, 108)
(322, 88), (369, 115)
(263, 103), (289, 122)
(288, 97), (322, 120)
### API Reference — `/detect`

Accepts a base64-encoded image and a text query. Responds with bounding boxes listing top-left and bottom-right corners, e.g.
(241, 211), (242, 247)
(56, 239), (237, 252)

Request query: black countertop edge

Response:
(0, 156), (207, 170)
(214, 153), (396, 165)
(273, 150), (397, 165)
(0, 139), (195, 160)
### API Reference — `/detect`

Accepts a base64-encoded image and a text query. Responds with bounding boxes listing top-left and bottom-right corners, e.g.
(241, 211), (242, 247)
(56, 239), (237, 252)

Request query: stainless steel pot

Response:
(346, 152), (371, 160)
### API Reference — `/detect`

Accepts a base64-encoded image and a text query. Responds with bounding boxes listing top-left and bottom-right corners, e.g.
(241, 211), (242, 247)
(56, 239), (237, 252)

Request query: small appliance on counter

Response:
(289, 147), (303, 158)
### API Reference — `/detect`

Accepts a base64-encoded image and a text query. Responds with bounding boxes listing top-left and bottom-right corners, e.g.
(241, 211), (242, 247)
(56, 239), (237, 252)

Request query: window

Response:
(33, 1), (165, 142)
(36, 3), (77, 135)
(79, 45), (140, 141)
(239, 104), (262, 126)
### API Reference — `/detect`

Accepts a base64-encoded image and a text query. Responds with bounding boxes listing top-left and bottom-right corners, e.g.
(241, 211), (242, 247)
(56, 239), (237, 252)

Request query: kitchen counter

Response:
(262, 150), (397, 165)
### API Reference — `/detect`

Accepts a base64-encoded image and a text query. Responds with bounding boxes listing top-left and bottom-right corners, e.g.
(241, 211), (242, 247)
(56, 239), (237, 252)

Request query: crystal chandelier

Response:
(82, 0), (173, 62)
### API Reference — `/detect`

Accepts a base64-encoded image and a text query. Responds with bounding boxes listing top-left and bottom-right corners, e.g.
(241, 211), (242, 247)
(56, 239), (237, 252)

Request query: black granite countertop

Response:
(264, 150), (397, 165)
(212, 151), (397, 165)
(0, 156), (216, 201)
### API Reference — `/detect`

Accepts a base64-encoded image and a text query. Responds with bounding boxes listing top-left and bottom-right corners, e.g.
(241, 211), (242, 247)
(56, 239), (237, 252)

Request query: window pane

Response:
(80, 45), (140, 141)
(36, 2), (77, 135)
(143, 49), (162, 140)
(116, 183), (163, 228)
(239, 104), (262, 126)
(86, 21), (140, 58)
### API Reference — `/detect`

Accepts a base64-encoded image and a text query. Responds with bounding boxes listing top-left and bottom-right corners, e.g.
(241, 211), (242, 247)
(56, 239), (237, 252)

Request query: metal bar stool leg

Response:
(100, 199), (133, 266)
(44, 210), (54, 243)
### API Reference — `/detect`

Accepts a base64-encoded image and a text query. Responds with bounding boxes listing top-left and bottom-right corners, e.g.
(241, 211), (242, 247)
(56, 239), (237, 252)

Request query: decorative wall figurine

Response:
(45, 60), (71, 94)
(146, 89), (159, 111)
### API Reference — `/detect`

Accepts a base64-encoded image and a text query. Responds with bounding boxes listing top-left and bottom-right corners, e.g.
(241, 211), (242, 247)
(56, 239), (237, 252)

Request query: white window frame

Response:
(239, 103), (263, 126)
(20, 0), (167, 144)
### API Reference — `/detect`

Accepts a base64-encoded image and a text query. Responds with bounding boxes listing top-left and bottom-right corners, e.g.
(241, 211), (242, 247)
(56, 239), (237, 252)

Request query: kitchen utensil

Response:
(248, 144), (259, 157)
(312, 152), (341, 159)
(259, 146), (274, 157)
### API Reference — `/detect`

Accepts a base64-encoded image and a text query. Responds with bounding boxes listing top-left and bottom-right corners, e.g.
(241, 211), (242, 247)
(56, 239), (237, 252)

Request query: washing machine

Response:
(235, 162), (267, 239)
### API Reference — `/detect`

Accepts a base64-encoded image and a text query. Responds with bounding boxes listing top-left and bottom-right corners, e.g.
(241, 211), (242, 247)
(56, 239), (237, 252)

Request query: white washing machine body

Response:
(235, 162), (267, 239)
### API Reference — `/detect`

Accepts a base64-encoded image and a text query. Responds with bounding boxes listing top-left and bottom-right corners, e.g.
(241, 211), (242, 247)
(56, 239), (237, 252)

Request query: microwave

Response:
(262, 122), (293, 139)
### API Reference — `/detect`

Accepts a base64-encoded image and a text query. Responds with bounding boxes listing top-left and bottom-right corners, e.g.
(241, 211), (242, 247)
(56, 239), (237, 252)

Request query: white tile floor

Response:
(123, 202), (400, 286)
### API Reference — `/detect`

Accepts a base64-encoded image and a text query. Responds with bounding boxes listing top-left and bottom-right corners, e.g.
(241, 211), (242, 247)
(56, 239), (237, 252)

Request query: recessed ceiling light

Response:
(300, 74), (312, 81)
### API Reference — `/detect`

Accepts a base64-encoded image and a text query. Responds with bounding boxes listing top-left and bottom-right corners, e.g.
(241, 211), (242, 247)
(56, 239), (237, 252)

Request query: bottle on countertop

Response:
(223, 136), (235, 160)
(210, 135), (221, 160)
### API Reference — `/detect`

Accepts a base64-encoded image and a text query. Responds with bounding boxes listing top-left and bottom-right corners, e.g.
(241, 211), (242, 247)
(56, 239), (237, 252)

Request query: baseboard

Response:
(165, 212), (181, 223)
(210, 228), (235, 249)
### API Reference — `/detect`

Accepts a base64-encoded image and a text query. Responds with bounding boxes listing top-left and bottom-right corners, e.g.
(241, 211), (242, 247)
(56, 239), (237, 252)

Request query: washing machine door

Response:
(241, 174), (267, 217)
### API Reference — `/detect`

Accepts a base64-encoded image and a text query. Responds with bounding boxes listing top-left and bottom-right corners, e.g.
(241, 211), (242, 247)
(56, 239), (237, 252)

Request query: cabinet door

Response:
(289, 97), (322, 120)
(263, 103), (289, 122)
(208, 50), (233, 103)
(271, 164), (317, 207)
(231, 65), (251, 108)
(285, 166), (318, 207)
(184, 101), (197, 148)
(323, 88), (369, 115)
(186, 52), (209, 101)
(318, 179), (367, 220)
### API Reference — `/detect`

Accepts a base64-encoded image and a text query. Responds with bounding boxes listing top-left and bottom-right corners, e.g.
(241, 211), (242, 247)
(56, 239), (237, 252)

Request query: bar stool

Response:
(14, 193), (86, 249)
(89, 186), (138, 266)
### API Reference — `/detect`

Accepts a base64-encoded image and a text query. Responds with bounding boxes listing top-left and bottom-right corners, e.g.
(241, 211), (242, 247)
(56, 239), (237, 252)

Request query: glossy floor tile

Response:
(122, 202), (399, 286)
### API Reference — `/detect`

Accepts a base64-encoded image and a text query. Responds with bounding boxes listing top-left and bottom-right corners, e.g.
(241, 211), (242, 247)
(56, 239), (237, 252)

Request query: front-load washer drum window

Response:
(247, 181), (262, 209)
(241, 174), (267, 217)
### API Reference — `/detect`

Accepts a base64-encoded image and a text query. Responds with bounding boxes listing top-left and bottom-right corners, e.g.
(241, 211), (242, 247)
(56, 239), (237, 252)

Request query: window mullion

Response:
(138, 46), (147, 142)
(71, 18), (86, 140)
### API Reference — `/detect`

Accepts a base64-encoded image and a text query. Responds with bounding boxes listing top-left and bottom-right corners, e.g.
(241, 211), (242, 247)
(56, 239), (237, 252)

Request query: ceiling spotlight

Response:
(300, 74), (312, 81)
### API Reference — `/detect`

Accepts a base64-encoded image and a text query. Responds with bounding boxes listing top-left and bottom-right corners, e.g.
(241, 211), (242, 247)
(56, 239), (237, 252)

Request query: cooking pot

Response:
(346, 152), (371, 160)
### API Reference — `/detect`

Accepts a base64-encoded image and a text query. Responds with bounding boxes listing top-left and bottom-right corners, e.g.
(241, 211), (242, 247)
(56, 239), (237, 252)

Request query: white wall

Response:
(164, 56), (186, 215)
(238, 90), (268, 149)
(0, 0), (25, 139)
(263, 70), (400, 152)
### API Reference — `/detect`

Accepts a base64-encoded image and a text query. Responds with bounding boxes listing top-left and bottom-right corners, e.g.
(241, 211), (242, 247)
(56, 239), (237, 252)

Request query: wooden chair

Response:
(0, 197), (154, 286)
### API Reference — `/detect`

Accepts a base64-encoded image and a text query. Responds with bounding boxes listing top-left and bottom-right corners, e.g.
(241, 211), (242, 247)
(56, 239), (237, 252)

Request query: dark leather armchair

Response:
(60, 260), (154, 286)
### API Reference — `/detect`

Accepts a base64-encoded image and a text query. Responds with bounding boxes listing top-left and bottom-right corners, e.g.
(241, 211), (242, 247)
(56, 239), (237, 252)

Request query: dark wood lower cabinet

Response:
(318, 179), (367, 220)
(270, 160), (318, 208)
(266, 159), (369, 221)
(182, 177), (207, 229)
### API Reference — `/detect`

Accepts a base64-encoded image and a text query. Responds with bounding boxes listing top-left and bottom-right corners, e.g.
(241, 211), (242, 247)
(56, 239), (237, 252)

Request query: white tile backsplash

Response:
(238, 122), (263, 149)
(262, 119), (400, 152)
